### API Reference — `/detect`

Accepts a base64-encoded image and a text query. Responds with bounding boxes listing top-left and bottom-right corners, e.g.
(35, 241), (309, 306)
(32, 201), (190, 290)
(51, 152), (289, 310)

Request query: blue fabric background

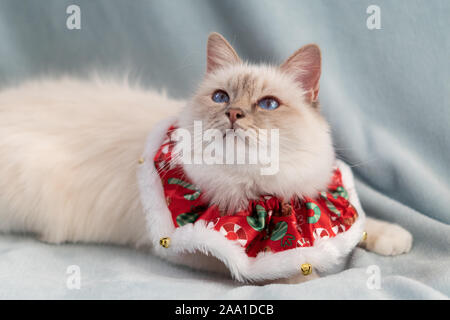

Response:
(0, 0), (448, 299)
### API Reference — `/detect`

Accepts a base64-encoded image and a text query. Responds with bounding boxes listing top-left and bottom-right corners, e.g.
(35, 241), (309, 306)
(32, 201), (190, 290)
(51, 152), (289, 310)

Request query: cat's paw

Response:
(363, 223), (413, 256)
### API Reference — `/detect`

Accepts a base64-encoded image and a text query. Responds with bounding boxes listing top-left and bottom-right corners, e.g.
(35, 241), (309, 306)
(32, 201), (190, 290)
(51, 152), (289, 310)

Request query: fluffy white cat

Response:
(0, 33), (412, 282)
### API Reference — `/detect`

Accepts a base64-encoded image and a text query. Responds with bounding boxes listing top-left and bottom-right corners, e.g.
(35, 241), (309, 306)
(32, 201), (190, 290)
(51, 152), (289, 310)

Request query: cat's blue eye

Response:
(212, 90), (230, 103)
(258, 97), (280, 110)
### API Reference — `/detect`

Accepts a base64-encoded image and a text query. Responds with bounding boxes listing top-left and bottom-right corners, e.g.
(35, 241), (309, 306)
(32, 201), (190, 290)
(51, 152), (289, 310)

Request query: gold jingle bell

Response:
(300, 263), (312, 276)
(159, 237), (171, 248)
(138, 157), (145, 164)
(362, 231), (368, 241)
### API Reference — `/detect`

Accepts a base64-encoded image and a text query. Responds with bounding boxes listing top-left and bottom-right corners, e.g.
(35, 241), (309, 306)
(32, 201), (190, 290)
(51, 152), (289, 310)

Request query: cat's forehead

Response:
(226, 72), (263, 98)
(210, 64), (296, 97)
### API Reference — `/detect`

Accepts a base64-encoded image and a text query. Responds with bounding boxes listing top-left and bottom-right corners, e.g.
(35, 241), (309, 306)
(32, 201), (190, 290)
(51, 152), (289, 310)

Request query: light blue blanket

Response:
(0, 0), (448, 299)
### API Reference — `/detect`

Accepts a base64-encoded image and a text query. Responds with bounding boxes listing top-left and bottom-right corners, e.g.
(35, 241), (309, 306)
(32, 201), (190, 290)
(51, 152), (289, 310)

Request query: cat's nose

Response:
(225, 108), (245, 125)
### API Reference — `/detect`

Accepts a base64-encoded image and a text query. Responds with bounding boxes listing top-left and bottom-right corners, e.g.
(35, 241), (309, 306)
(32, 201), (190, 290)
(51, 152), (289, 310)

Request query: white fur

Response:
(0, 77), (182, 245)
(362, 218), (413, 255)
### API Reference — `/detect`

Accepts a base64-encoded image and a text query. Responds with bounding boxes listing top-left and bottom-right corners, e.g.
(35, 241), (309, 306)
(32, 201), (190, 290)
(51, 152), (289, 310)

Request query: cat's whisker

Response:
(345, 157), (379, 168)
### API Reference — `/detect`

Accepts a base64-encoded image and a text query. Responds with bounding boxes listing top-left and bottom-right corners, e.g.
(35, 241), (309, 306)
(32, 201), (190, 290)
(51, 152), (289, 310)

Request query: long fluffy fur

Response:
(0, 77), (182, 245)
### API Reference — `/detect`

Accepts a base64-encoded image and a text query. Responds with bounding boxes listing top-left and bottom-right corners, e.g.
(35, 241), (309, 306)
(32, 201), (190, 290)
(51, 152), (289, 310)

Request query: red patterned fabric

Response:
(154, 126), (359, 257)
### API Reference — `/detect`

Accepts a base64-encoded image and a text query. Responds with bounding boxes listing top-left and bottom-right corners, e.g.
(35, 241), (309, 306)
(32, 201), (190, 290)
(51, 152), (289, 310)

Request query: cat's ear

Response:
(280, 44), (321, 103)
(206, 32), (241, 73)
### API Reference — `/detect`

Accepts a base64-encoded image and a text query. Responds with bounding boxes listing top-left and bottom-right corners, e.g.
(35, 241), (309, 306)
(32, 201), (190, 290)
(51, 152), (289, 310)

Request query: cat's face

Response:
(187, 63), (312, 143)
(178, 33), (335, 211)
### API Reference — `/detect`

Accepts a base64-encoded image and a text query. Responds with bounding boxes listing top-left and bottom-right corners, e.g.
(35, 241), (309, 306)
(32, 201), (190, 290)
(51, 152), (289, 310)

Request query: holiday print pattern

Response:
(153, 126), (359, 257)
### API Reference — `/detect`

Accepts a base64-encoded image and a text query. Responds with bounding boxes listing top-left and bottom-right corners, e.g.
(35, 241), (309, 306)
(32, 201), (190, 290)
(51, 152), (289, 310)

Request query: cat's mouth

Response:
(221, 123), (244, 138)
(229, 121), (244, 131)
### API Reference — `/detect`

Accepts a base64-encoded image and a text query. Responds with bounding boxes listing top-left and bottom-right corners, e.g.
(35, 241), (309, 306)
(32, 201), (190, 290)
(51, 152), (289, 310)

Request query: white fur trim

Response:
(137, 119), (366, 282)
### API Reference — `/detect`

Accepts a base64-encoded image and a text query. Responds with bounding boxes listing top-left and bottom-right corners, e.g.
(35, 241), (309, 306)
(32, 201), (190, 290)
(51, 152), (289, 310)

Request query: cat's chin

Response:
(182, 153), (335, 214)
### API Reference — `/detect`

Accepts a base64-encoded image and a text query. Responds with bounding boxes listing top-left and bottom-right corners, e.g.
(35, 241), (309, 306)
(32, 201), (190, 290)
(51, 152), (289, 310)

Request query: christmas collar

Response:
(153, 125), (359, 258)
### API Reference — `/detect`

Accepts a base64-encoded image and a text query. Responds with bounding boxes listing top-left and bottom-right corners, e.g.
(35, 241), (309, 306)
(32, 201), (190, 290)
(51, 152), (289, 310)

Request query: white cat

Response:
(0, 33), (412, 282)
